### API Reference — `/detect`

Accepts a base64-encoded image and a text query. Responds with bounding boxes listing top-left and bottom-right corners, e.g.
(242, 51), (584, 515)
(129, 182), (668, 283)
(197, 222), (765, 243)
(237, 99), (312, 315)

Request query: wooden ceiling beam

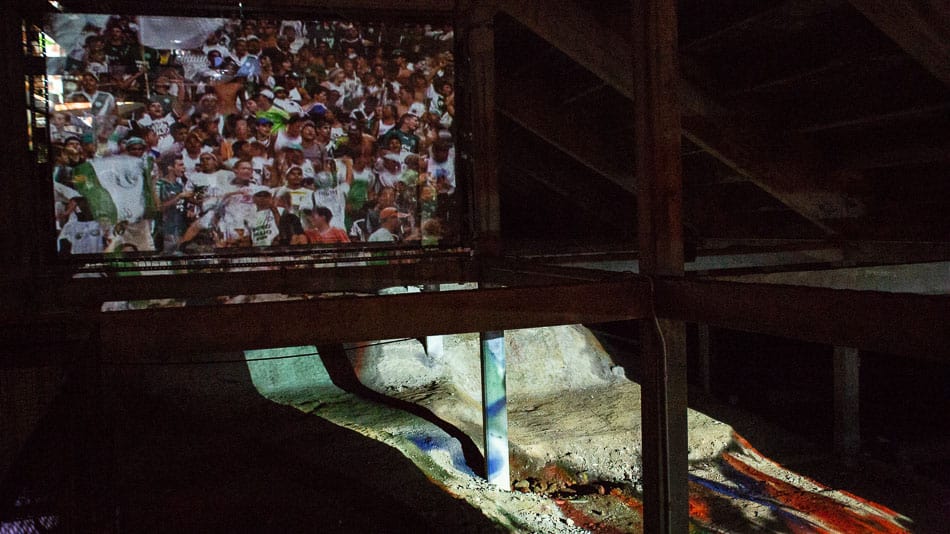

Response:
(25, 258), (476, 310)
(681, 0), (846, 53)
(713, 261), (950, 295)
(796, 102), (950, 133)
(732, 52), (903, 96)
(656, 277), (950, 359)
(847, 0), (950, 88)
(100, 277), (650, 360)
(835, 141), (950, 171)
(679, 114), (859, 232)
(504, 163), (633, 230)
(497, 0), (863, 235)
(495, 73), (637, 192)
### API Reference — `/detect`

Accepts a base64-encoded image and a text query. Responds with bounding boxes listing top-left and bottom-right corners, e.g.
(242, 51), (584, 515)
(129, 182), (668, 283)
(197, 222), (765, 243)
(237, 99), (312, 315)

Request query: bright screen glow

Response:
(43, 13), (457, 258)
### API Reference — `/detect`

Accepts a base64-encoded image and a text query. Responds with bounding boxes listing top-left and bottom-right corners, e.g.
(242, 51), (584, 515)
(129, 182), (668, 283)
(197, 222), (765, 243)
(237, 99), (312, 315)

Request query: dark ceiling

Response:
(492, 0), (950, 247)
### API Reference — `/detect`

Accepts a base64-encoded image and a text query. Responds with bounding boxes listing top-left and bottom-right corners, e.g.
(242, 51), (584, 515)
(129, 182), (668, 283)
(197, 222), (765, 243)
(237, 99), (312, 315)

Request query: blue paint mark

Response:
(487, 454), (507, 477)
(486, 397), (508, 419)
(689, 473), (825, 531)
(407, 431), (475, 477)
(689, 474), (778, 508)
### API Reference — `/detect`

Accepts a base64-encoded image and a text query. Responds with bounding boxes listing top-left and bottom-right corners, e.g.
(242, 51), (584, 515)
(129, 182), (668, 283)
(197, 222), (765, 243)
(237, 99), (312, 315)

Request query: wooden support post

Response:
(698, 324), (712, 394)
(0, 6), (35, 282)
(833, 346), (861, 462)
(463, 2), (501, 255)
(480, 330), (510, 489)
(633, 0), (689, 531)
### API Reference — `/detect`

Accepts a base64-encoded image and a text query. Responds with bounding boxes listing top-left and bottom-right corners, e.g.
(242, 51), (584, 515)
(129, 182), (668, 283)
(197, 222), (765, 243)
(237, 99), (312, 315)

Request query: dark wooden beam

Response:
(498, 0), (635, 100)
(655, 278), (950, 359)
(680, 114), (860, 234)
(505, 164), (631, 231)
(0, 5), (39, 283)
(29, 258), (476, 310)
(500, 118), (637, 226)
(461, 2), (502, 254)
(495, 73), (636, 192)
(834, 141), (950, 171)
(681, 0), (846, 53)
(733, 52), (905, 96)
(795, 102), (950, 133)
(497, 0), (862, 235)
(99, 278), (650, 360)
(633, 0), (689, 530)
(847, 0), (950, 88)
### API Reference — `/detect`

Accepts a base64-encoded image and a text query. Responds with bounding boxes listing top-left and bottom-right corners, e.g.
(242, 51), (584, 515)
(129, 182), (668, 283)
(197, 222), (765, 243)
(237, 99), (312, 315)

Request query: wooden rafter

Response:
(835, 141), (950, 171)
(656, 278), (950, 359)
(495, 73), (636, 193)
(847, 0), (950, 88)
(796, 102), (950, 133)
(681, 0), (847, 53)
(496, 0), (862, 235)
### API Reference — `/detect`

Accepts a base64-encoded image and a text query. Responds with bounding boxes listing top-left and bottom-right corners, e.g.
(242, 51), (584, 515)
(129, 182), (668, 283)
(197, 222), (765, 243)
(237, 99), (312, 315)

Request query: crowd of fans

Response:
(50, 15), (458, 255)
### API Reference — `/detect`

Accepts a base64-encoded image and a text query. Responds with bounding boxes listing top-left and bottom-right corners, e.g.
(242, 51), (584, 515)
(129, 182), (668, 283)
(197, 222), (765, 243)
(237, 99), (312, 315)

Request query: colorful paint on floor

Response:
(246, 336), (912, 533)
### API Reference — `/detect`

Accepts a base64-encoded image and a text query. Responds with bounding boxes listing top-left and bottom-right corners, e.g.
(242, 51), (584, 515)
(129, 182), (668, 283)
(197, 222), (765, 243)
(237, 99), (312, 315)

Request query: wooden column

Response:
(463, 2), (501, 256)
(633, 0), (689, 531)
(1, 7), (37, 283)
(480, 330), (510, 489)
(833, 346), (861, 462)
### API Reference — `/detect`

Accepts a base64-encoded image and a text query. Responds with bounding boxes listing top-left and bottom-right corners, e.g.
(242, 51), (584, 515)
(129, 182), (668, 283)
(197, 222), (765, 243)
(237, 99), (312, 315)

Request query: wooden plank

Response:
(655, 278), (950, 359)
(633, 0), (689, 530)
(46, 257), (476, 305)
(847, 0), (950, 88)
(99, 278), (650, 360)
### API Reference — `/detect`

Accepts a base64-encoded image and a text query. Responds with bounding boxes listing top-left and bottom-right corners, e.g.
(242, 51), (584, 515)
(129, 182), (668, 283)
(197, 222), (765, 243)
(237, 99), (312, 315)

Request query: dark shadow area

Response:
(0, 364), (112, 531)
(4, 358), (505, 533)
(317, 344), (486, 479)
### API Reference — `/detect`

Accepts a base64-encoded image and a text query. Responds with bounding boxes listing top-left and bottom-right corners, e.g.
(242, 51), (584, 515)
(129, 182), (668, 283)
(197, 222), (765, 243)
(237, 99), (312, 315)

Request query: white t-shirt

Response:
(135, 112), (177, 153)
(248, 208), (279, 246)
(185, 169), (236, 212)
(218, 183), (264, 240)
(59, 220), (106, 254)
